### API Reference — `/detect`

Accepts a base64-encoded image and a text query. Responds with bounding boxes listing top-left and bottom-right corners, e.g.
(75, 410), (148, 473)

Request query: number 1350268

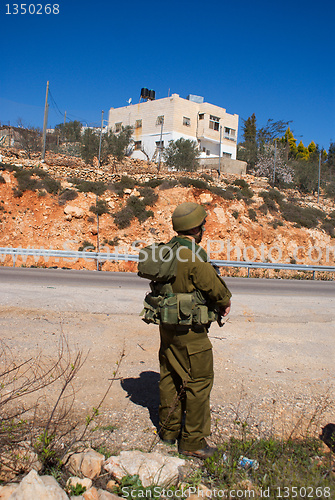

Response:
(5, 4), (59, 14)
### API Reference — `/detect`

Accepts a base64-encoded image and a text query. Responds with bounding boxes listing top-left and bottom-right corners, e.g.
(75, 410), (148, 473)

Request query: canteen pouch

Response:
(160, 295), (178, 325)
(177, 293), (194, 325)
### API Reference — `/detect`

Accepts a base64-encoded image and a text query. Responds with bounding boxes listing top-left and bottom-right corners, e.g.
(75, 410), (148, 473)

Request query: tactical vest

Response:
(138, 239), (218, 326)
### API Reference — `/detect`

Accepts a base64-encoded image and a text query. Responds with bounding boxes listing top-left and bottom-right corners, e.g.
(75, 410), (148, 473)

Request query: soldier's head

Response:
(172, 202), (207, 243)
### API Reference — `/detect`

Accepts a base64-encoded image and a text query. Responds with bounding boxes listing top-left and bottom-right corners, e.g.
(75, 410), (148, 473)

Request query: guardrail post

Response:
(247, 267), (250, 278)
(12, 250), (16, 268)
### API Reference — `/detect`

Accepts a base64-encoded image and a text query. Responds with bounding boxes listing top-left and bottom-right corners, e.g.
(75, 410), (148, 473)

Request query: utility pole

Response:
(317, 150), (321, 204)
(157, 116), (164, 171)
(64, 111), (67, 126)
(218, 125), (222, 177)
(272, 140), (277, 187)
(41, 81), (49, 161)
(96, 110), (104, 271)
(98, 110), (104, 166)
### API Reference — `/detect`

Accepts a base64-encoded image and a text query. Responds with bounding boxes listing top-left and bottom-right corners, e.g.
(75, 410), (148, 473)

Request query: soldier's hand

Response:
(219, 300), (231, 317)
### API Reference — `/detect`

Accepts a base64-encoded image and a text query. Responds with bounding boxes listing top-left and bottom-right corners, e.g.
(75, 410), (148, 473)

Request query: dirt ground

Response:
(1, 272), (334, 453)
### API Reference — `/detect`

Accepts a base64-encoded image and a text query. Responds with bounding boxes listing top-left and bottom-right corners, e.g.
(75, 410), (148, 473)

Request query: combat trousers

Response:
(159, 324), (214, 451)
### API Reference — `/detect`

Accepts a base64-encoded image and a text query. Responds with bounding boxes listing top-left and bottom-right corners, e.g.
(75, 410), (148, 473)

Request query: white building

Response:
(108, 93), (239, 162)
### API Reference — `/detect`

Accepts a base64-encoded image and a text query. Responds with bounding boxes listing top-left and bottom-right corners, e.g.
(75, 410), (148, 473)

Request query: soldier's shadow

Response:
(121, 371), (160, 430)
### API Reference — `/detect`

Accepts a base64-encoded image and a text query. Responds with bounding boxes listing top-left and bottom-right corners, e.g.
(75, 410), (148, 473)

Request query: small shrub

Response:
(139, 187), (158, 206)
(143, 179), (164, 188)
(201, 173), (213, 182)
(89, 199), (109, 216)
(248, 208), (257, 221)
(179, 177), (209, 190)
(241, 186), (254, 198)
(259, 203), (268, 215)
(112, 176), (136, 196)
(13, 188), (23, 198)
(0, 175), (5, 184)
(76, 180), (107, 196)
(78, 240), (95, 251)
(102, 237), (120, 247)
(42, 177), (61, 195)
(210, 186), (234, 200)
(268, 188), (284, 204)
(58, 189), (78, 205)
(280, 202), (325, 229)
(233, 179), (249, 189)
(232, 210), (239, 219)
(159, 180), (178, 190)
(272, 219), (284, 229)
(321, 221), (335, 237)
(113, 206), (134, 229)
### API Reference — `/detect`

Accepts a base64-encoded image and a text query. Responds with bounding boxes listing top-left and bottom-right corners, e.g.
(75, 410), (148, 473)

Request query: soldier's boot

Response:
(178, 443), (218, 459)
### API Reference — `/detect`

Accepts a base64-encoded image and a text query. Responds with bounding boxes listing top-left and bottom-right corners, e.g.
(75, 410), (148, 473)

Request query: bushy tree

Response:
(296, 140), (310, 160)
(54, 120), (82, 142)
(237, 113), (257, 171)
(102, 125), (133, 162)
(81, 128), (99, 165)
(163, 138), (199, 171)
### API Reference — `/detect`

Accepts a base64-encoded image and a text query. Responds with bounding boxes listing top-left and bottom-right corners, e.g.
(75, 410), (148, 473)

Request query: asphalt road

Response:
(1, 266), (334, 296)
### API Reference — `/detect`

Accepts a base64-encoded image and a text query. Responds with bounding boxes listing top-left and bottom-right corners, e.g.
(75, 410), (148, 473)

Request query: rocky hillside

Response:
(0, 149), (334, 277)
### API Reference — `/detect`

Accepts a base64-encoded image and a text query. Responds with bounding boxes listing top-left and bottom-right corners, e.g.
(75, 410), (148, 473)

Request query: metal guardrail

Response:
(0, 247), (334, 277)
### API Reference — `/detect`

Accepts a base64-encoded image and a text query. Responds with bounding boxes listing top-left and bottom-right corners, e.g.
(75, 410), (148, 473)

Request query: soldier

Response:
(158, 202), (232, 459)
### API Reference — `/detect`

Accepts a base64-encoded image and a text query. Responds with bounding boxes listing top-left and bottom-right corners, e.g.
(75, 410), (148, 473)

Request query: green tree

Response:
(281, 127), (298, 159)
(327, 142), (335, 180)
(102, 125), (133, 162)
(237, 113), (257, 171)
(54, 120), (82, 142)
(162, 138), (199, 171)
(81, 128), (100, 165)
(296, 140), (309, 160)
(293, 160), (318, 193)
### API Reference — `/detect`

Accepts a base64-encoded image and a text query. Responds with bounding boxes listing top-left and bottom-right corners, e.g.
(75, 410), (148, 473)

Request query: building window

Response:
(156, 115), (164, 126)
(115, 122), (122, 133)
(199, 113), (204, 120)
(156, 140), (164, 149)
(134, 141), (142, 150)
(183, 116), (191, 127)
(209, 115), (220, 131)
(206, 149), (210, 156)
(135, 119), (142, 129)
(224, 127), (236, 141)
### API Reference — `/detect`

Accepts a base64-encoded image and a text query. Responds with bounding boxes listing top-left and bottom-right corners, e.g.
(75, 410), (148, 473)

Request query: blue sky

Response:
(1, 0), (334, 150)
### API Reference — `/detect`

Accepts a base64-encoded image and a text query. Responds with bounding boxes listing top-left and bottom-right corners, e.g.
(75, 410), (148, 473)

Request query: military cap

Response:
(172, 202), (207, 232)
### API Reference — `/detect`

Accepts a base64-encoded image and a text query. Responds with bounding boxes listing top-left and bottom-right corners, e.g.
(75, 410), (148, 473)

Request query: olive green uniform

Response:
(159, 239), (231, 451)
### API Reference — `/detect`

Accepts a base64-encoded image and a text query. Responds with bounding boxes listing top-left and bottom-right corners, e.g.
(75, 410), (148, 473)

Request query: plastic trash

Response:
(238, 456), (259, 470)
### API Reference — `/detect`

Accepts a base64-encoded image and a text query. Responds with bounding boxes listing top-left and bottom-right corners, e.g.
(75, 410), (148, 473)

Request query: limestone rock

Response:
(0, 483), (19, 499)
(66, 476), (93, 491)
(9, 470), (69, 499)
(64, 205), (85, 218)
(213, 207), (226, 224)
(80, 450), (105, 479)
(83, 486), (99, 500)
(104, 450), (185, 487)
(97, 489), (120, 500)
(199, 193), (213, 204)
(67, 450), (104, 480)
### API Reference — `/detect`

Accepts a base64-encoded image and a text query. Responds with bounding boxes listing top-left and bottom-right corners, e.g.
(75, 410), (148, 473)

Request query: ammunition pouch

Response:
(141, 281), (217, 326)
